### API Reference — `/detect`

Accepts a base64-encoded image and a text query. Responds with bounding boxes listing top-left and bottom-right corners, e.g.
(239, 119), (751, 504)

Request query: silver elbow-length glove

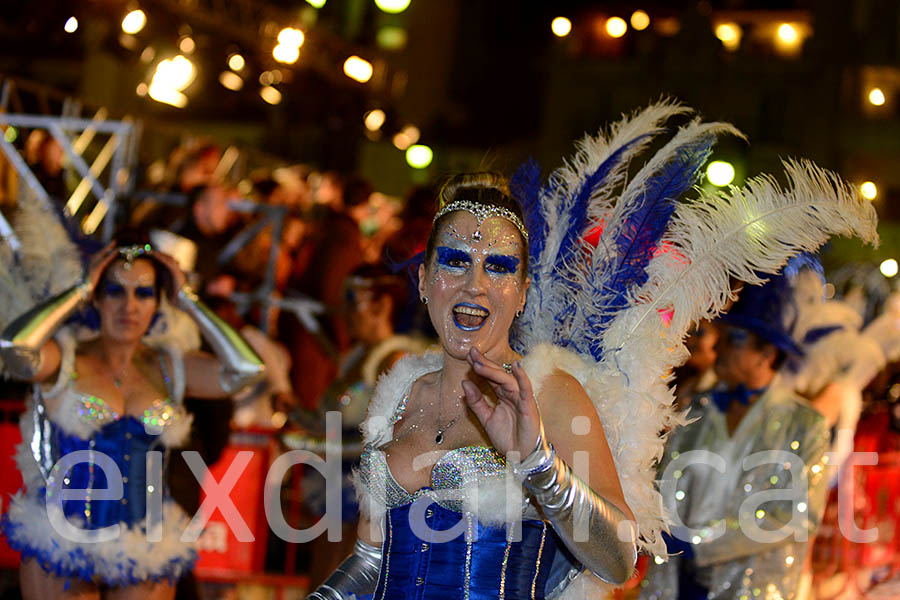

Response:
(175, 286), (266, 394)
(0, 281), (92, 379)
(306, 539), (383, 600)
(514, 426), (638, 586)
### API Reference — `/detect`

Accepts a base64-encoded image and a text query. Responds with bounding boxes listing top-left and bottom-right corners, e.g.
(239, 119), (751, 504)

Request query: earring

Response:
(422, 296), (428, 304)
(515, 309), (523, 318)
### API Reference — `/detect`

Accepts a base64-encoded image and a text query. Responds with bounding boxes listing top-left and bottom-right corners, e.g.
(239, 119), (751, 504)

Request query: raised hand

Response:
(149, 250), (188, 298)
(85, 243), (119, 292)
(462, 347), (541, 457)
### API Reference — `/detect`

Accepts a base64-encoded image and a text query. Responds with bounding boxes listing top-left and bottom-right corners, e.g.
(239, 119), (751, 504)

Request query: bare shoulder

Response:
(535, 368), (598, 434)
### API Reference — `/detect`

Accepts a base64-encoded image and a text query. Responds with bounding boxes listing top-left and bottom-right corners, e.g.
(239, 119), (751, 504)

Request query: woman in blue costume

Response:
(305, 102), (879, 600)
(0, 239), (265, 599)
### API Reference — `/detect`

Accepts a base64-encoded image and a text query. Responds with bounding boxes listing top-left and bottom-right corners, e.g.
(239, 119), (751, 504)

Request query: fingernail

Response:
(515, 361), (522, 369)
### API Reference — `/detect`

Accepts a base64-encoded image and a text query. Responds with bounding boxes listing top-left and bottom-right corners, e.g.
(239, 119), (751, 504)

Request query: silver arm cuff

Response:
(306, 539), (382, 600)
(513, 426), (638, 585)
(0, 281), (92, 379)
(176, 286), (265, 394)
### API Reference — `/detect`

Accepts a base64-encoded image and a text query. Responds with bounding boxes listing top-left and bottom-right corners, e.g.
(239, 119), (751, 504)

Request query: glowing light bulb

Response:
(228, 53), (245, 71)
(64, 17), (78, 33)
(880, 258), (898, 278)
(707, 161), (735, 186)
(364, 109), (386, 131)
(869, 87), (886, 106)
(344, 56), (373, 83)
(860, 181), (877, 200)
(406, 145), (433, 169)
(631, 10), (650, 31)
(551, 17), (572, 37)
(605, 17), (627, 38)
(122, 9), (147, 35)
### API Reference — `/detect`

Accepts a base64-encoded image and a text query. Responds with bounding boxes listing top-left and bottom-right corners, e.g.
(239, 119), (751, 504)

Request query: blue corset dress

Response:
(356, 446), (582, 600)
(2, 388), (196, 586)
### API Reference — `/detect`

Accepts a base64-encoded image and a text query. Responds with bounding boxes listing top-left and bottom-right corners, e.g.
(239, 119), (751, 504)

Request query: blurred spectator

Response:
(674, 320), (719, 409)
(384, 184), (437, 263)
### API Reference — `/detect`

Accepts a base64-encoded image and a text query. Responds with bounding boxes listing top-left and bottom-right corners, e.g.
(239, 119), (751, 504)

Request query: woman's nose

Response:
(464, 263), (487, 293)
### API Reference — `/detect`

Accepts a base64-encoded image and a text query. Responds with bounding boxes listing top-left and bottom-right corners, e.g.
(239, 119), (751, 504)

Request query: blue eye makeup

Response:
(436, 246), (470, 270)
(135, 286), (156, 299)
(103, 283), (125, 298)
(485, 254), (519, 274)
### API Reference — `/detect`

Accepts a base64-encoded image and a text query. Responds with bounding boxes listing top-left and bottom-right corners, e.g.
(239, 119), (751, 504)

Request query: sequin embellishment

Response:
(77, 395), (118, 425)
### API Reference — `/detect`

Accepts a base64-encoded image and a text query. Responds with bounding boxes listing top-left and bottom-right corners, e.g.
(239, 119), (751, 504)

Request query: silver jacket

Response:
(641, 383), (829, 600)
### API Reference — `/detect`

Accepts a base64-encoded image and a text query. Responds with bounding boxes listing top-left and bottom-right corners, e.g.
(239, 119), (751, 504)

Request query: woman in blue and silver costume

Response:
(307, 102), (880, 600)
(0, 240), (265, 599)
(309, 172), (639, 600)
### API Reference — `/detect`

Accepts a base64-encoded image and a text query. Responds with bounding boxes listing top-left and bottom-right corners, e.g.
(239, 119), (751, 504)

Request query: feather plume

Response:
(579, 120), (745, 359)
(515, 100), (691, 352)
(608, 158), (878, 352)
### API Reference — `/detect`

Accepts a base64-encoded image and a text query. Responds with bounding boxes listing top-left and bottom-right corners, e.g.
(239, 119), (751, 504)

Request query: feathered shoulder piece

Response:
(509, 100), (878, 556)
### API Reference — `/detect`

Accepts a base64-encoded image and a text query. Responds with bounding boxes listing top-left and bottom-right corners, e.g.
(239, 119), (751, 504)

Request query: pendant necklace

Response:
(435, 387), (463, 445)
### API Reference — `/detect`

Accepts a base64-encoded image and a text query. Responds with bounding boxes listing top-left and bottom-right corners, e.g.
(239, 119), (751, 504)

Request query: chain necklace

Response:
(435, 383), (464, 445)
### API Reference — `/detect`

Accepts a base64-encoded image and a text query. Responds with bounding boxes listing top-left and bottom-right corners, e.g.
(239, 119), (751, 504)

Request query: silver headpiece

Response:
(118, 243), (152, 270)
(432, 199), (529, 242)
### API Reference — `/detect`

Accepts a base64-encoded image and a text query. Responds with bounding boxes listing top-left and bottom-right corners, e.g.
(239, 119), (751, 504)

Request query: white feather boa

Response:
(356, 343), (680, 596)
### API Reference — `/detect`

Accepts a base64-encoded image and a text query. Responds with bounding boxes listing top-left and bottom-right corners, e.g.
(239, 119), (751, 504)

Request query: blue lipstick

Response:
(452, 302), (490, 331)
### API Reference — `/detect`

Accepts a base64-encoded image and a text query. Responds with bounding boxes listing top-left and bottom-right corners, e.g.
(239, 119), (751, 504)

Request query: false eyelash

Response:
(436, 246), (470, 267)
(485, 254), (520, 273)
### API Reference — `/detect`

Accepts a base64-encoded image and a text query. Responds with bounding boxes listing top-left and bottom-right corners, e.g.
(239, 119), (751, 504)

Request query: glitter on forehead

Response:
(434, 200), (528, 242)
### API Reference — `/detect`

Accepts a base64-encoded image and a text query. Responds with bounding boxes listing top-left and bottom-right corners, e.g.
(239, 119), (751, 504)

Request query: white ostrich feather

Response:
(519, 100), (690, 349)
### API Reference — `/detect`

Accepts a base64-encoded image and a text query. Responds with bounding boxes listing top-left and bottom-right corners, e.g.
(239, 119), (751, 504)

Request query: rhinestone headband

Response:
(432, 199), (529, 242)
(118, 243), (153, 270)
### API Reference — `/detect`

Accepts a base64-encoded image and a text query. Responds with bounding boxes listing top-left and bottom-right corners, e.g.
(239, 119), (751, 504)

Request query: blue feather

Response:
(586, 135), (716, 359)
(553, 136), (649, 281)
(510, 159), (546, 265)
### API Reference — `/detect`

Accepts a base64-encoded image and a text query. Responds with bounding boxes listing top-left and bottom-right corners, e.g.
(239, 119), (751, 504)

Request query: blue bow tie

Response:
(711, 384), (767, 412)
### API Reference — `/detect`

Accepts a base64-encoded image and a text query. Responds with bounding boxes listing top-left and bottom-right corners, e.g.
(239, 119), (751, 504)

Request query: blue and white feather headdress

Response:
(507, 100), (878, 557)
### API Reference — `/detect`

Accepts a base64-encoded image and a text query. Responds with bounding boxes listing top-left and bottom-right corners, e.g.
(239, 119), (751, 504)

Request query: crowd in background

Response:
(2, 130), (900, 597)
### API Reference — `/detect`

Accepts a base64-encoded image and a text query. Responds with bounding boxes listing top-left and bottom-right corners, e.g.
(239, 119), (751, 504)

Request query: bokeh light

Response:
(122, 9), (147, 35)
(219, 71), (243, 91)
(776, 23), (798, 44)
(551, 17), (572, 37)
(228, 53), (245, 71)
(344, 56), (374, 83)
(179, 37), (195, 54)
(715, 23), (741, 51)
(605, 17), (627, 38)
(406, 145), (433, 169)
(278, 27), (305, 48)
(374, 0), (411, 14)
(64, 17), (78, 33)
(306, 0), (326, 7)
(631, 10), (650, 31)
(273, 43), (300, 64)
(860, 181), (878, 200)
(260, 86), (282, 105)
(880, 258), (899, 278)
(868, 87), (886, 106)
(707, 161), (735, 186)
(364, 109), (386, 131)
